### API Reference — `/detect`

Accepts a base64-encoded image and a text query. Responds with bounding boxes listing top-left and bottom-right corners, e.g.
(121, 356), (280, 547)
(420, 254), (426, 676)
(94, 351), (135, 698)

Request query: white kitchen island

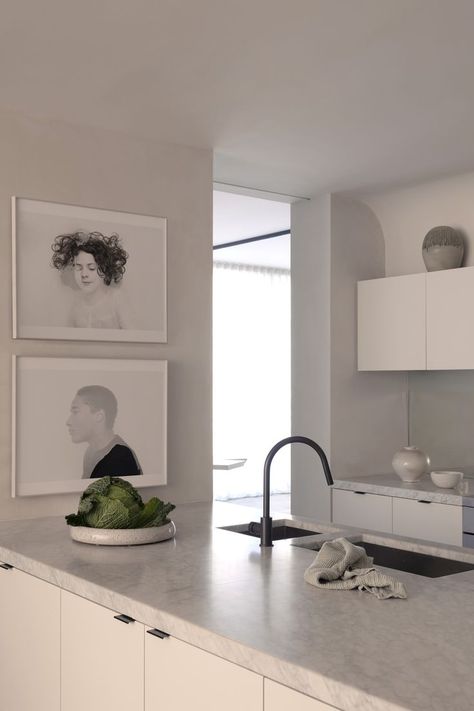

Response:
(1, 501), (474, 711)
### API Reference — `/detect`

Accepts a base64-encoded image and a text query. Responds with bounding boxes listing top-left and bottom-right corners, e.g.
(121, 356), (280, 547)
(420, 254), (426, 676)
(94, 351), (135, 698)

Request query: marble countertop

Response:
(1, 502), (474, 711)
(333, 472), (474, 505)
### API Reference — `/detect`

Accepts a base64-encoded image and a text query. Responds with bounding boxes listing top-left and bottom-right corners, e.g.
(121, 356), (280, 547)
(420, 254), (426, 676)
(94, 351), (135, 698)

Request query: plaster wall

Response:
(291, 195), (331, 520)
(0, 110), (213, 521)
(330, 195), (407, 478)
(291, 194), (406, 519)
(362, 171), (474, 277)
(362, 171), (474, 474)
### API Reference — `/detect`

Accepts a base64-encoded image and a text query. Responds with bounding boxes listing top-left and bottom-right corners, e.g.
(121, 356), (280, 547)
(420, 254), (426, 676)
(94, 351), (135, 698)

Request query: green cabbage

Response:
(65, 476), (175, 529)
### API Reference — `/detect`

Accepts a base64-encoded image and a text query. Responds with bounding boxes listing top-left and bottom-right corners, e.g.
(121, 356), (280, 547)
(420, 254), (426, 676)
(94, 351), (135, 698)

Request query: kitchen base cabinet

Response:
(392, 497), (462, 546)
(332, 487), (463, 545)
(0, 566), (60, 711)
(265, 679), (338, 710)
(332, 489), (392, 533)
(145, 628), (263, 711)
(61, 590), (144, 711)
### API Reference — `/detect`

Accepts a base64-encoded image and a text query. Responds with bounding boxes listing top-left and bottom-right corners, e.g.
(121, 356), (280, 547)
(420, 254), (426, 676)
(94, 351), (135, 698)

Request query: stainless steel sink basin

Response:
(295, 539), (474, 577)
(220, 520), (320, 541)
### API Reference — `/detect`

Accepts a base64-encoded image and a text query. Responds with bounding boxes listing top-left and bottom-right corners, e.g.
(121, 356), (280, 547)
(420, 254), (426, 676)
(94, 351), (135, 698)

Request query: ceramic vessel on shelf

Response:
(392, 446), (430, 482)
(430, 471), (463, 489)
(422, 225), (464, 272)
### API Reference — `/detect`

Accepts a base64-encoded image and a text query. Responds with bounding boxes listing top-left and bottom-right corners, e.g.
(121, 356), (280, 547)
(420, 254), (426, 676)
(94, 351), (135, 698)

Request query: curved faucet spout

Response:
(260, 436), (333, 547)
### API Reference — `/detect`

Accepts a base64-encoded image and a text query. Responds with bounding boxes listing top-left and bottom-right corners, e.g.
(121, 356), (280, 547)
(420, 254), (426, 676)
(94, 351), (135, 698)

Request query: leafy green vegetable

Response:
(65, 476), (175, 529)
(131, 497), (176, 528)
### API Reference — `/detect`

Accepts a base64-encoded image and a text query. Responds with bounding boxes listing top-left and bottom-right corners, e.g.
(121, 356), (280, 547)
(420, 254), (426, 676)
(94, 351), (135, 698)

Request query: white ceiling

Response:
(2, 1), (474, 197)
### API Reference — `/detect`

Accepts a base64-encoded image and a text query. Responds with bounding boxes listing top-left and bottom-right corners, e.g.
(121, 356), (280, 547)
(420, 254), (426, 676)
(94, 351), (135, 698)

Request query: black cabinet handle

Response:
(113, 614), (135, 624)
(147, 628), (170, 639)
(0, 563), (13, 570)
(418, 500), (432, 504)
(354, 491), (366, 495)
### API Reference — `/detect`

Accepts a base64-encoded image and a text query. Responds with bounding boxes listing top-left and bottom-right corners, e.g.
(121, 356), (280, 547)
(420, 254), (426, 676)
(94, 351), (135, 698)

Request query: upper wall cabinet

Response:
(358, 273), (426, 371)
(427, 266), (474, 370)
(358, 266), (474, 371)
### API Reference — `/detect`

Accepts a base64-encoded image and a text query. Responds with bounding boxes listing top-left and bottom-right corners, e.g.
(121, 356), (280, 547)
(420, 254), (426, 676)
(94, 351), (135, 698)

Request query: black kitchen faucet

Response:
(260, 436), (334, 547)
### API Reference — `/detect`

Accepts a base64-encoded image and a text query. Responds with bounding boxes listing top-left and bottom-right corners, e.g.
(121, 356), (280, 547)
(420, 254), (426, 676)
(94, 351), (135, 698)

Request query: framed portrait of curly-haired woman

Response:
(12, 197), (167, 342)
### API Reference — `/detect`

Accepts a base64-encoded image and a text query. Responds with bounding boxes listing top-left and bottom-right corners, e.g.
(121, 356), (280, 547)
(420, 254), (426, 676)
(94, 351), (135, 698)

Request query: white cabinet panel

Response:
(358, 274), (426, 371)
(332, 489), (392, 533)
(265, 679), (337, 710)
(145, 628), (262, 711)
(427, 266), (474, 369)
(0, 565), (60, 711)
(393, 497), (462, 546)
(61, 590), (144, 711)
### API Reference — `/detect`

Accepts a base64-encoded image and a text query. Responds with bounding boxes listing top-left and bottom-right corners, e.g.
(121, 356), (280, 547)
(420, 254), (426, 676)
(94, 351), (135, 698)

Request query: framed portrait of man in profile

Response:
(12, 197), (167, 343)
(12, 356), (167, 497)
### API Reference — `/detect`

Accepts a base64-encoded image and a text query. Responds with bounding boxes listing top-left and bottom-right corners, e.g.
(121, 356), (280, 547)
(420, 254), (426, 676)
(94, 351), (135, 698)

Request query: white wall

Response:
(291, 195), (331, 520)
(362, 171), (474, 276)
(291, 195), (407, 520)
(0, 109), (213, 520)
(362, 171), (474, 473)
(330, 196), (407, 478)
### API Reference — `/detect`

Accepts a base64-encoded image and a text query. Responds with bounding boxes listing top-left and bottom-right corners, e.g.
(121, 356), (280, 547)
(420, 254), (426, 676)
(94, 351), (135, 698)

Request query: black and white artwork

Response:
(12, 357), (167, 496)
(12, 198), (167, 342)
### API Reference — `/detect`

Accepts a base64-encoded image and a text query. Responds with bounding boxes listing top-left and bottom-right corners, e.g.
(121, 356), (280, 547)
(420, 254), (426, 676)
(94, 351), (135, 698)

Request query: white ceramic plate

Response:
(69, 520), (176, 546)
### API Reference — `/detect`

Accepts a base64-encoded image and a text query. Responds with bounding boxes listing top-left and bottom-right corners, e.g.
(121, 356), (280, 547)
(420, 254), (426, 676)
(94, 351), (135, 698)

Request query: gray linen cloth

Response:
(304, 537), (407, 600)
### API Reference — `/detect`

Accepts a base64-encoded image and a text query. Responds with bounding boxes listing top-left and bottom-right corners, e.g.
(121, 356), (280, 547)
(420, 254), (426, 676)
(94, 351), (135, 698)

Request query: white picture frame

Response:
(12, 197), (167, 342)
(12, 356), (167, 497)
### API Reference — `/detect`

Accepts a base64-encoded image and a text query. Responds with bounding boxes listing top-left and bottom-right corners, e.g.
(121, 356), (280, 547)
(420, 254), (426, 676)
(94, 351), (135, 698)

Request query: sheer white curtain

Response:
(213, 261), (291, 500)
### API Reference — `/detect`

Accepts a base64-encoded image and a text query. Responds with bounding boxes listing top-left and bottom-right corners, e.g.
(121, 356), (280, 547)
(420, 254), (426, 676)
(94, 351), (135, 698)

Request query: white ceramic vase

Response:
(392, 446), (430, 482)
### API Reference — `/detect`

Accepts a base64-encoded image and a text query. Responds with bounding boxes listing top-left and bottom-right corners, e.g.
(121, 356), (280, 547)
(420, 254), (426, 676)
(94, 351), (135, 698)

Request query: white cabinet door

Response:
(427, 266), (474, 369)
(0, 565), (60, 711)
(332, 489), (392, 533)
(61, 590), (144, 711)
(265, 679), (338, 711)
(145, 628), (263, 711)
(358, 273), (426, 371)
(393, 497), (462, 546)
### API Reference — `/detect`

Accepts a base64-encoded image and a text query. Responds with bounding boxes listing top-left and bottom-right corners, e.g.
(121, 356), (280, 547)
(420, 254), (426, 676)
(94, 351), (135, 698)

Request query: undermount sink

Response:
(220, 520), (320, 541)
(295, 539), (474, 578)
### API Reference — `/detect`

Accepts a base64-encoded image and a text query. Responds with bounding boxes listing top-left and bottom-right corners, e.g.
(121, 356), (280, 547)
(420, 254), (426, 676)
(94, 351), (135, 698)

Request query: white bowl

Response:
(69, 520), (176, 546)
(430, 471), (463, 489)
